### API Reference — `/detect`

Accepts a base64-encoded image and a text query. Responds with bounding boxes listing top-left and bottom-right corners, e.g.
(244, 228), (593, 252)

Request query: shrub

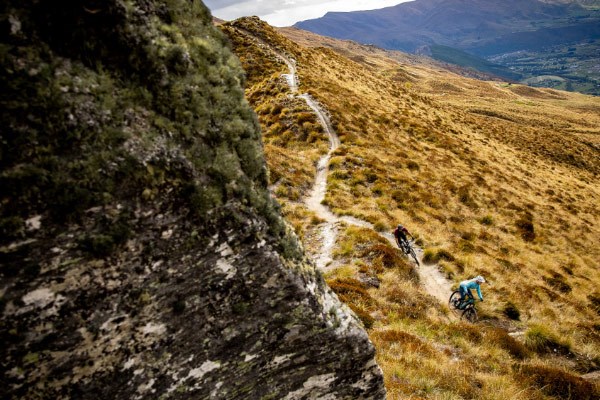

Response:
(518, 363), (597, 400)
(503, 301), (521, 320)
(327, 278), (372, 305)
(524, 324), (571, 355)
(348, 304), (375, 329)
(478, 214), (494, 225)
(373, 221), (387, 232)
(406, 160), (420, 171)
(485, 328), (529, 359)
(543, 273), (572, 294)
(515, 212), (536, 242)
(382, 285), (429, 319)
(422, 248), (454, 264)
(457, 185), (477, 208)
(371, 329), (434, 354)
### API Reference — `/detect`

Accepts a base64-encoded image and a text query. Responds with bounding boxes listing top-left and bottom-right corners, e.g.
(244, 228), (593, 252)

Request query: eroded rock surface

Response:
(0, 1), (385, 398)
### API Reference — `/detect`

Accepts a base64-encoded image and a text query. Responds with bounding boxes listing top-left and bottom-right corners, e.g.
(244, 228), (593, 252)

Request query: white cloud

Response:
(204, 0), (409, 27)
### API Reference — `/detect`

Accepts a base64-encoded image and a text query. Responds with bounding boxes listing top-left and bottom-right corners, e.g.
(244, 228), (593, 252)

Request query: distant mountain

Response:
(294, 0), (600, 94)
(295, 0), (598, 54)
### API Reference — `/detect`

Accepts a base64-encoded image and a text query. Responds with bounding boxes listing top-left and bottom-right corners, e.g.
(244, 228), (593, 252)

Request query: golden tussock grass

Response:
(221, 17), (600, 399)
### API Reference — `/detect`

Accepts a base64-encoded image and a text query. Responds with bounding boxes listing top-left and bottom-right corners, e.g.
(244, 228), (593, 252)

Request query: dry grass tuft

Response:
(517, 363), (598, 400)
(524, 324), (571, 355)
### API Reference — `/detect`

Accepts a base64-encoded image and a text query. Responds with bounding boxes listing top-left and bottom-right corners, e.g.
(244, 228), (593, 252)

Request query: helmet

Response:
(475, 275), (486, 283)
(397, 224), (403, 230)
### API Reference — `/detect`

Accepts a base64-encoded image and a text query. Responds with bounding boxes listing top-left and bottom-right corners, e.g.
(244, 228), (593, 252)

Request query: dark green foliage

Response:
(502, 301), (521, 320)
(79, 217), (131, 258)
(0, 216), (24, 241)
(518, 364), (597, 400)
(0, 0), (295, 251)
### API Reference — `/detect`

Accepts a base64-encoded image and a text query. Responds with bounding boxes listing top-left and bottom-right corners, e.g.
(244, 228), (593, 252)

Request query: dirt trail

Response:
(243, 29), (454, 303)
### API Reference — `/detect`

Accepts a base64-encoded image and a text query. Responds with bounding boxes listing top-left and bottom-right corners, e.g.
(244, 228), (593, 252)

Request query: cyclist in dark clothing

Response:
(393, 224), (414, 249)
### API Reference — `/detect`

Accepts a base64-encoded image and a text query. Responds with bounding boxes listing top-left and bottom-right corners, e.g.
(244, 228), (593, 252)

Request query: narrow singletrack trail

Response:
(237, 27), (454, 303)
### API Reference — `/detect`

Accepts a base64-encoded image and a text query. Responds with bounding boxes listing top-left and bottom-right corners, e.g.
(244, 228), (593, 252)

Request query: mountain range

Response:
(295, 0), (600, 94)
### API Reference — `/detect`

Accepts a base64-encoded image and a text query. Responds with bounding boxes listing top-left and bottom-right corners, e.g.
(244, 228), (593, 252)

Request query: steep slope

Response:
(0, 2), (385, 399)
(222, 17), (600, 400)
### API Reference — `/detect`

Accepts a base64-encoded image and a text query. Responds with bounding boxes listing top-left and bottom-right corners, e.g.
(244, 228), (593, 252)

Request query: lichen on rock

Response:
(0, 1), (385, 399)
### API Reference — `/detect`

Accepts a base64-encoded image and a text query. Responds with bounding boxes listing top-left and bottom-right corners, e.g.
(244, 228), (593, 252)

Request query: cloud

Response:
(204, 0), (408, 26)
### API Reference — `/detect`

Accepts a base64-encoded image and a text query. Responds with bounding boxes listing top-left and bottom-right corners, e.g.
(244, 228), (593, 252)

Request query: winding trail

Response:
(241, 28), (454, 304)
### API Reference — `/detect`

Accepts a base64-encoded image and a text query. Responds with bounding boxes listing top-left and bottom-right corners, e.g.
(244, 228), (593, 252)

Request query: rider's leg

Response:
(466, 291), (474, 303)
(459, 284), (468, 301)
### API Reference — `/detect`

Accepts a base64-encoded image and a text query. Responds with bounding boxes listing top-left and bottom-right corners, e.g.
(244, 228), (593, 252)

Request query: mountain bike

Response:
(398, 238), (419, 266)
(448, 290), (478, 323)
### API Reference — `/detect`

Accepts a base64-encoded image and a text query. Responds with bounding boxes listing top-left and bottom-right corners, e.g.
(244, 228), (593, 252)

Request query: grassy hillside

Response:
(220, 18), (600, 399)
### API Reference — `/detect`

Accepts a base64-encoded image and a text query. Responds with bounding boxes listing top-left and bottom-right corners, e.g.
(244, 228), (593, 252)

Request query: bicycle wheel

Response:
(400, 240), (410, 254)
(448, 291), (462, 310)
(408, 246), (419, 266)
(462, 307), (478, 323)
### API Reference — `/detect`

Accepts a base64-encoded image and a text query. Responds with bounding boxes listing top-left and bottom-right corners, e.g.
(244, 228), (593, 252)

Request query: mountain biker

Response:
(393, 224), (414, 249)
(459, 275), (486, 305)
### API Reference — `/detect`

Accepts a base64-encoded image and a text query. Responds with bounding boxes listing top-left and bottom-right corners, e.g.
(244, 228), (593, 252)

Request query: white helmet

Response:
(475, 275), (486, 283)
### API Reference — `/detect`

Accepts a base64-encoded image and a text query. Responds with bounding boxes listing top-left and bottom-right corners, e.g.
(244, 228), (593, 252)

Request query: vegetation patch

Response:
(502, 301), (521, 320)
(589, 292), (600, 316)
(517, 363), (597, 400)
(422, 248), (454, 264)
(515, 212), (536, 242)
(543, 273), (572, 294)
(524, 324), (571, 355)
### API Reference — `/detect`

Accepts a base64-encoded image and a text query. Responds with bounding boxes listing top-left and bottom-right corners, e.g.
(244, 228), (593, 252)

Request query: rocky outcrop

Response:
(0, 1), (385, 399)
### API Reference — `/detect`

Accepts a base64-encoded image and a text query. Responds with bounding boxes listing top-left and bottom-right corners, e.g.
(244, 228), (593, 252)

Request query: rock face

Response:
(0, 1), (385, 399)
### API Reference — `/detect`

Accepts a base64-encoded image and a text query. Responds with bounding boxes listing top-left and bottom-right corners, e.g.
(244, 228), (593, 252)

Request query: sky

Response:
(204, 0), (410, 27)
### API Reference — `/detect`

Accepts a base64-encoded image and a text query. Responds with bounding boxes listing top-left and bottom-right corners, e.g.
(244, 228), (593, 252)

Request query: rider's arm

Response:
(476, 285), (483, 301)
